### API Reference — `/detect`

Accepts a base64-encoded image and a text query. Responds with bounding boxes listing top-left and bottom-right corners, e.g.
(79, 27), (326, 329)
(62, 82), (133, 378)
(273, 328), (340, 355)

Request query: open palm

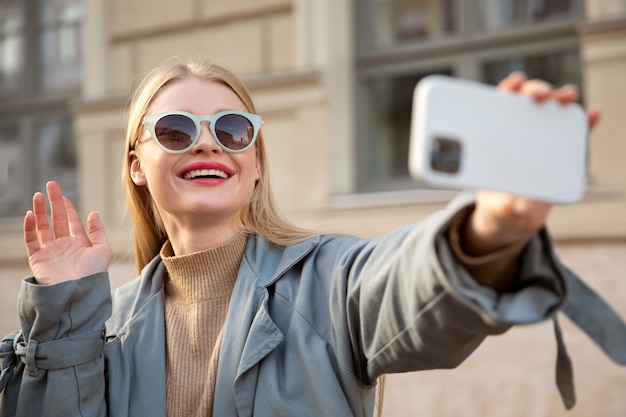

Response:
(23, 181), (111, 285)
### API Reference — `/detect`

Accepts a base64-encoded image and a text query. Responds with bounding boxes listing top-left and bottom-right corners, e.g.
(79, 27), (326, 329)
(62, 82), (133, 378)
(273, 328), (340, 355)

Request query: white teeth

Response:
(183, 169), (229, 179)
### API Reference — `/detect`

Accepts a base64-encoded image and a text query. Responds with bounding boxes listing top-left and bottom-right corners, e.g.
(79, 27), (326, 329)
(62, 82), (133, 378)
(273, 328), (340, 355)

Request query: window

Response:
(33, 115), (79, 198)
(354, 0), (585, 192)
(0, 0), (82, 218)
(0, 121), (21, 217)
(39, 0), (82, 93)
(475, 0), (583, 31)
(0, 0), (21, 96)
(482, 51), (582, 90)
(357, 69), (452, 191)
(365, 0), (457, 48)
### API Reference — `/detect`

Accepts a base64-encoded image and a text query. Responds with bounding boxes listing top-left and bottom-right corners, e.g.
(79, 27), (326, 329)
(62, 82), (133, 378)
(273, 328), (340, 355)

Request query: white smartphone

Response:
(409, 75), (588, 204)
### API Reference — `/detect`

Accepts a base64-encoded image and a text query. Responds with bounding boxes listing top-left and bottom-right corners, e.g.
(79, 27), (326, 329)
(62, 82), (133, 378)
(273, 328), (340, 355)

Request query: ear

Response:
(129, 151), (147, 186)
(255, 163), (261, 181)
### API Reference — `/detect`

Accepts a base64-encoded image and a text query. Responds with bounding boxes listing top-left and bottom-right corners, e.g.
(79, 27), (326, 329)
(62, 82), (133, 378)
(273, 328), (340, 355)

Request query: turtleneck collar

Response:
(160, 233), (248, 303)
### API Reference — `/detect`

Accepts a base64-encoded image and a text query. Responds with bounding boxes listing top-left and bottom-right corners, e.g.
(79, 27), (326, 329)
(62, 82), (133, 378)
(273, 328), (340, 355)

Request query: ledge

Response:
(110, 3), (292, 43)
(68, 68), (320, 116)
(329, 189), (457, 210)
(579, 16), (626, 35)
(242, 68), (320, 90)
(70, 92), (129, 115)
(0, 94), (77, 117)
(356, 20), (579, 69)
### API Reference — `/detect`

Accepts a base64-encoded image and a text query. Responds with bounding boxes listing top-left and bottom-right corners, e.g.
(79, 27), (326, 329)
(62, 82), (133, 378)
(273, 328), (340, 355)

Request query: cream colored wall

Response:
(582, 25), (626, 191)
(587, 0), (626, 19)
(73, 100), (129, 251)
(107, 0), (294, 95)
(1, 0), (626, 415)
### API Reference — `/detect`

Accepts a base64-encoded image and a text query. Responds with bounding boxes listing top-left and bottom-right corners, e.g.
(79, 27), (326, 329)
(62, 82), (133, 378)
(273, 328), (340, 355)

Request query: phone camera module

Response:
(430, 137), (461, 174)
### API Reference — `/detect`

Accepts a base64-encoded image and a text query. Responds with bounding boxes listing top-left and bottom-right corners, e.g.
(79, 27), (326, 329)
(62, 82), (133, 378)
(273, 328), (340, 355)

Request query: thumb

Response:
(86, 211), (110, 248)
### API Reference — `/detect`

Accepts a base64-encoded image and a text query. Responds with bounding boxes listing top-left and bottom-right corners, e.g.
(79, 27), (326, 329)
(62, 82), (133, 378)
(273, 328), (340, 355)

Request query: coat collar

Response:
(242, 234), (321, 287)
(109, 233), (321, 334)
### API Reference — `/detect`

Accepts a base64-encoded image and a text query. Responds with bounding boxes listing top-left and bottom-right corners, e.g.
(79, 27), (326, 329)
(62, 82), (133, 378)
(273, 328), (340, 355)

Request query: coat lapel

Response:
(105, 259), (168, 417)
(213, 235), (319, 417)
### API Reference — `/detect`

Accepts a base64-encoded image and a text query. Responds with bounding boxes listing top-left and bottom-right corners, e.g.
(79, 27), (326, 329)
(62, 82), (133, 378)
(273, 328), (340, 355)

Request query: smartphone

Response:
(408, 75), (588, 204)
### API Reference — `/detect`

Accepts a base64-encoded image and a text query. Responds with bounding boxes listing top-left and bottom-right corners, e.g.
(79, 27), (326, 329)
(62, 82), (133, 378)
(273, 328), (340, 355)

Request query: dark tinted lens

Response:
(214, 114), (254, 150)
(154, 114), (196, 151)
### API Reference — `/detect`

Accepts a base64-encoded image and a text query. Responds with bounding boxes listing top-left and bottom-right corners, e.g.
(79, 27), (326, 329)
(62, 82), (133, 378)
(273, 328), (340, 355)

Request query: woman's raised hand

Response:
(23, 181), (112, 285)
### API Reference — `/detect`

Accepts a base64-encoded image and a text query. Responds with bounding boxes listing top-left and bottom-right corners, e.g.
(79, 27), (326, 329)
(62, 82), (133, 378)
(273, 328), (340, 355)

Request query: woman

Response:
(1, 57), (599, 417)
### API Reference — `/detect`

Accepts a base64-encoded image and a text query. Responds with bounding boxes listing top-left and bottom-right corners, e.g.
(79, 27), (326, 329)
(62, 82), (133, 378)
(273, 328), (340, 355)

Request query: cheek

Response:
(140, 155), (173, 189)
(238, 152), (259, 180)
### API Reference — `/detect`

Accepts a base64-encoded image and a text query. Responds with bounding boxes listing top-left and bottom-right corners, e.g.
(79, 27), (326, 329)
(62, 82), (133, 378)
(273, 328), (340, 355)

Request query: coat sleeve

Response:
(0, 273), (111, 417)
(338, 194), (567, 384)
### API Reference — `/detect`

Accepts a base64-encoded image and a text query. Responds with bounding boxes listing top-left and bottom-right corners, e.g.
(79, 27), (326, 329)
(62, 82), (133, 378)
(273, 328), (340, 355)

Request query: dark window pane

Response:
(370, 0), (458, 48)
(0, 1), (22, 94)
(482, 50), (582, 92)
(33, 116), (79, 204)
(38, 0), (82, 93)
(0, 121), (23, 216)
(357, 69), (452, 191)
(475, 0), (583, 31)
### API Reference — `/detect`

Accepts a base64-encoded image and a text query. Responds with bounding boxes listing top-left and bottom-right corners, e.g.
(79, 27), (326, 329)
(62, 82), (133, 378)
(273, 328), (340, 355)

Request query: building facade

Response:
(1, 0), (626, 415)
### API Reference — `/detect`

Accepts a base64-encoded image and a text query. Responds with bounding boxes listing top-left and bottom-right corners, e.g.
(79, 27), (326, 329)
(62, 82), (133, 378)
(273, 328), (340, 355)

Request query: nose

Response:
(191, 123), (221, 154)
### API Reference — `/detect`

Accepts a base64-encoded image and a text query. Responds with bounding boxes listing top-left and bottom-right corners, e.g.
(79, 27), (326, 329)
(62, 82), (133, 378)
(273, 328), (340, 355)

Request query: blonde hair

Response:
(122, 57), (314, 273)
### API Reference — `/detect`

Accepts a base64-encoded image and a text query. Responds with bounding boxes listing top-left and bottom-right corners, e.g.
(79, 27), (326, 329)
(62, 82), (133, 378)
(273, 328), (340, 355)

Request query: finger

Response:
(587, 108), (601, 130)
(46, 181), (70, 239)
(86, 211), (110, 248)
(497, 71), (526, 92)
(519, 79), (553, 101)
(33, 192), (54, 245)
(63, 196), (88, 240)
(512, 197), (551, 216)
(510, 198), (551, 233)
(23, 210), (41, 257)
(552, 84), (579, 104)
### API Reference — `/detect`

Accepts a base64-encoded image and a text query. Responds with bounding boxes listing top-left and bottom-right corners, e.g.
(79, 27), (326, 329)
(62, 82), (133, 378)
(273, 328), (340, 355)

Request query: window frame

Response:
(0, 0), (82, 220)
(353, 0), (585, 193)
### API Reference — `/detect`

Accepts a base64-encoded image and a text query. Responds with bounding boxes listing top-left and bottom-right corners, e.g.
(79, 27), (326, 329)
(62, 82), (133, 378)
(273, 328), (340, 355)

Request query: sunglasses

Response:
(141, 110), (262, 154)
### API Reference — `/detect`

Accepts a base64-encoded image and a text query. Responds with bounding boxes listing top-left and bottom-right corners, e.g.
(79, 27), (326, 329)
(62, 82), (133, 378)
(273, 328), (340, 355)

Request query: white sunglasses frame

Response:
(141, 109), (263, 154)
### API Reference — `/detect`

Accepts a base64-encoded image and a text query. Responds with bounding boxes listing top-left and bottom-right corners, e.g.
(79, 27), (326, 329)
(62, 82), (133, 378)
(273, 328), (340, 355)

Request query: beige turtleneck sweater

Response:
(160, 233), (247, 417)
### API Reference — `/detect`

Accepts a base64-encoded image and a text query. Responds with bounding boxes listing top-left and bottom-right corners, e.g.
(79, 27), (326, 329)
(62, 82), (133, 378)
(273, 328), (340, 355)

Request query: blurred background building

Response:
(1, 0), (625, 415)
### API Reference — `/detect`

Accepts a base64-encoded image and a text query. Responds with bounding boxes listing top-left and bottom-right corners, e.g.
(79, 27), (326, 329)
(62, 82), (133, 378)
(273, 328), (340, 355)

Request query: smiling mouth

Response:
(183, 169), (230, 180)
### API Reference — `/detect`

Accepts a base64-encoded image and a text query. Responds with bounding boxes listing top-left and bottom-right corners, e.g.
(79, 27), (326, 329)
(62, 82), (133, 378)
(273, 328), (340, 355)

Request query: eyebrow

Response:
(173, 107), (237, 115)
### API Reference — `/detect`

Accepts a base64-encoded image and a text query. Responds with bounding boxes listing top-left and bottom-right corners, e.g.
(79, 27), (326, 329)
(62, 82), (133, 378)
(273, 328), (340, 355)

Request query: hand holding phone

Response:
(409, 75), (588, 204)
